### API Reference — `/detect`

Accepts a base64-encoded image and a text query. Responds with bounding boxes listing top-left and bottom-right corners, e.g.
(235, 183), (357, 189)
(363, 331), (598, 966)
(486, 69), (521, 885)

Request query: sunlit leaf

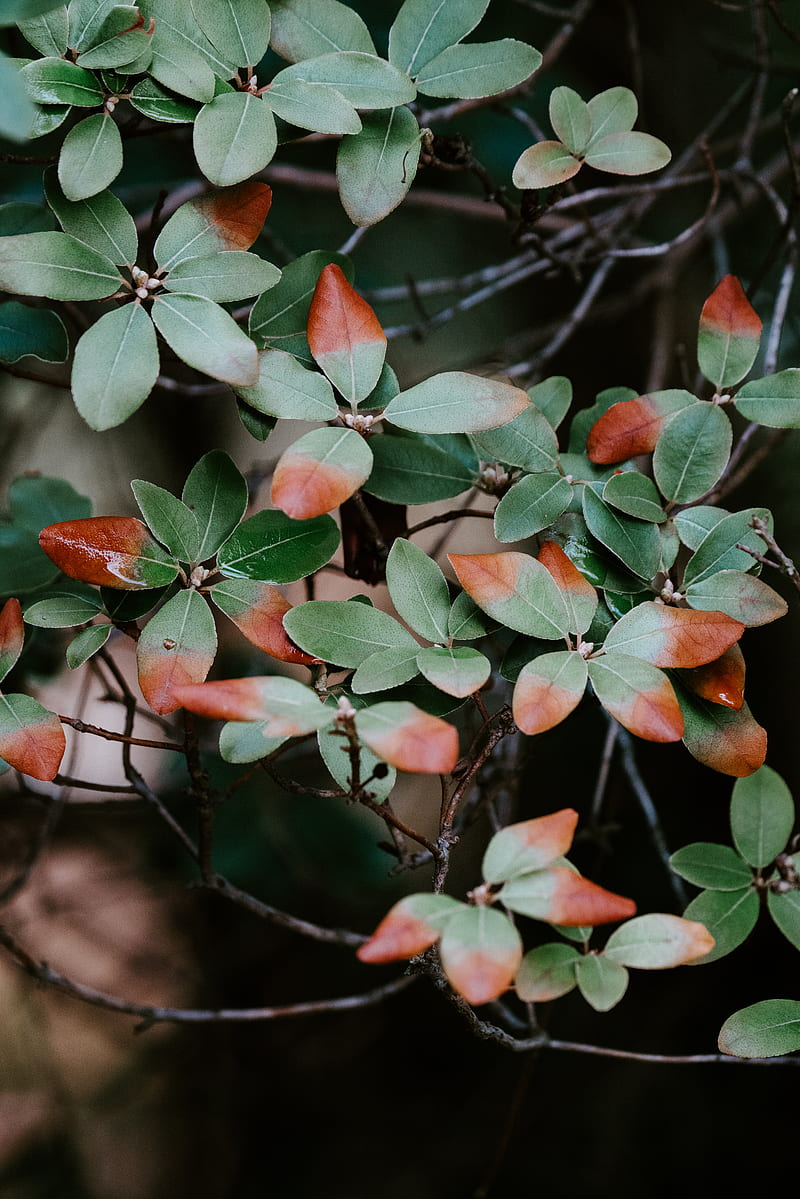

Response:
(271, 427), (373, 519)
(351, 645), (421, 694)
(536, 541), (598, 636)
(482, 808), (578, 885)
(16, 6), (68, 50)
(653, 402), (732, 505)
(23, 590), (103, 629)
(730, 764), (795, 868)
(697, 275), (762, 390)
(416, 645), (490, 697)
(439, 906), (523, 1006)
(512, 650), (587, 736)
(472, 399), (559, 473)
(588, 653), (683, 742)
(66, 623), (111, 668)
(20, 56), (103, 106)
(684, 569), (787, 627)
(129, 77), (200, 123)
(44, 169), (137, 266)
(219, 720), (285, 764)
(585, 86), (638, 147)
(386, 372), (530, 434)
(733, 368), (800, 428)
(75, 6), (153, 69)
(683, 507), (773, 586)
(0, 693), (65, 781)
(719, 1000), (800, 1059)
(307, 264), (386, 405)
(602, 471), (665, 523)
(39, 516), (178, 589)
(264, 78), (361, 134)
(586, 389), (697, 463)
(275, 52), (415, 109)
(356, 894), (463, 963)
(249, 250), (352, 361)
(354, 701), (459, 774)
(130, 480), (199, 562)
(210, 578), (319, 666)
(448, 551), (570, 640)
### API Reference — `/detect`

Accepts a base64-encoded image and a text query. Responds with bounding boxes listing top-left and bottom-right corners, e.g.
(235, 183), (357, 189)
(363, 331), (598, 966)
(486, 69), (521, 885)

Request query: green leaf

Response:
(386, 537), (450, 643)
(603, 913), (715, 968)
(0, 231), (120, 301)
(515, 943), (579, 1001)
(129, 77), (200, 123)
(131, 481), (200, 562)
(139, 0), (236, 79)
(274, 53), (416, 110)
(44, 169), (137, 266)
(527, 376), (572, 429)
(575, 954), (629, 1012)
(68, 0), (117, 47)
(190, 0), (270, 66)
(719, 1000), (800, 1059)
(682, 887), (758, 963)
(147, 31), (217, 102)
(585, 86), (638, 148)
(66, 623), (111, 668)
(730, 765), (795, 868)
(0, 53), (37, 141)
(249, 250), (353, 361)
(75, 5), (154, 69)
(317, 694), (396, 801)
(0, 203), (56, 236)
(236, 400), (276, 441)
(669, 843), (753, 891)
(448, 551), (570, 640)
(414, 39), (540, 99)
(264, 78), (361, 135)
(494, 473), (572, 543)
(235, 349), (338, 421)
(57, 113), (123, 202)
(351, 646), (421, 694)
(136, 587), (217, 714)
(193, 92), (277, 186)
(20, 56), (103, 106)
(363, 433), (476, 503)
(0, 302), (67, 364)
(584, 131), (671, 175)
(71, 303), (159, 430)
(512, 140), (581, 190)
(269, 0), (376, 61)
(683, 507), (773, 585)
(217, 512), (340, 584)
(164, 251), (280, 302)
(588, 653), (683, 743)
(151, 292), (258, 386)
(602, 471), (665, 523)
(549, 85), (591, 155)
(471, 403), (559, 473)
(652, 402), (732, 505)
(388, 0), (489, 76)
(3, 0), (68, 25)
(284, 599), (417, 668)
(733, 369), (800, 428)
(684, 569), (787, 627)
(182, 450), (248, 561)
(385, 372), (529, 434)
(673, 505), (729, 551)
(448, 591), (496, 641)
(581, 485), (663, 580)
(23, 590), (103, 628)
(416, 645), (490, 697)
(336, 106), (421, 227)
(219, 720), (285, 764)
(767, 883), (800, 952)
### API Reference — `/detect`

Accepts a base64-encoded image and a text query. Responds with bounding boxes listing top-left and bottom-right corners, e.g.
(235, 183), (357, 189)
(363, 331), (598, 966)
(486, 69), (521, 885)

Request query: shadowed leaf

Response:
(72, 302), (159, 430)
(575, 954), (628, 1011)
(414, 39), (541, 99)
(682, 887), (758, 963)
(0, 231), (121, 301)
(733, 368), (800, 428)
(669, 843), (753, 891)
(218, 511), (340, 584)
(677, 687), (767, 776)
(337, 107), (421, 227)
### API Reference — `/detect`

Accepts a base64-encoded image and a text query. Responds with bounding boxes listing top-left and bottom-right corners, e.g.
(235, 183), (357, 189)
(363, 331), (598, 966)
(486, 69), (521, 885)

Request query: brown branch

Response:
(206, 877), (366, 947)
(58, 716), (184, 753)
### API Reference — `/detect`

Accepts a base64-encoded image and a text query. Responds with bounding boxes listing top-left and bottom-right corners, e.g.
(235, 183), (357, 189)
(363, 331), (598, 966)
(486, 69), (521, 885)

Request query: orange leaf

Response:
(356, 894), (462, 963)
(270, 428), (373, 520)
(39, 517), (177, 589)
(604, 602), (744, 668)
(699, 274), (762, 340)
(544, 867), (636, 925)
(512, 651), (587, 735)
(0, 696), (66, 782)
(482, 808), (579, 883)
(171, 677), (278, 722)
(0, 597), (24, 681)
(587, 394), (689, 464)
(438, 907), (523, 1005)
(307, 264), (386, 404)
(354, 702), (459, 774)
(212, 581), (319, 666)
(537, 540), (595, 602)
(682, 644), (745, 710)
(204, 182), (272, 250)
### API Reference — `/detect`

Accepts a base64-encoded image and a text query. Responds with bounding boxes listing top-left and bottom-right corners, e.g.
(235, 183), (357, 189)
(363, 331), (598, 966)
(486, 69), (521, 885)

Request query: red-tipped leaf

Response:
(448, 551), (569, 640)
(354, 701), (459, 774)
(678, 690), (767, 777)
(438, 906), (523, 1006)
(603, 601), (744, 668)
(536, 540), (598, 634)
(356, 894), (463, 963)
(307, 264), (387, 405)
(512, 650), (587, 736)
(0, 694), (66, 781)
(682, 644), (745, 711)
(210, 579), (319, 666)
(39, 517), (179, 590)
(697, 275), (762, 390)
(501, 865), (636, 926)
(482, 808), (579, 884)
(0, 598), (24, 684)
(587, 391), (696, 464)
(136, 589), (217, 715)
(172, 676), (333, 738)
(604, 913), (715, 968)
(271, 427), (373, 519)
(588, 653), (684, 742)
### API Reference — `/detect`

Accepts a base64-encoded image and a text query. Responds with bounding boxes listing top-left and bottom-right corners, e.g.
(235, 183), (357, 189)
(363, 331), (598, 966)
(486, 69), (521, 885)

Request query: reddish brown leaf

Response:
(700, 274), (762, 340)
(537, 540), (596, 602)
(170, 677), (276, 722)
(438, 908), (523, 1005)
(0, 598), (24, 681)
(682, 644), (746, 710)
(214, 582), (318, 666)
(512, 651), (587, 736)
(308, 263), (385, 357)
(356, 895), (461, 964)
(204, 182), (272, 250)
(0, 698), (66, 782)
(543, 866), (637, 925)
(354, 702), (459, 774)
(604, 602), (744, 668)
(39, 517), (177, 589)
(587, 395), (678, 464)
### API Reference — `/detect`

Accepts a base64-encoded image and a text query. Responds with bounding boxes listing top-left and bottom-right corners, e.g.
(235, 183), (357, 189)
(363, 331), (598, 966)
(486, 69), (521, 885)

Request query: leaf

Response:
(283, 599), (416, 668)
(681, 887), (758, 963)
(129, 77), (200, 123)
(448, 551), (570, 640)
(536, 541), (598, 636)
(173, 675), (333, 736)
(182, 449), (248, 561)
(23, 590), (103, 628)
(673, 505), (729, 551)
(336, 106), (421, 228)
(193, 92), (277, 187)
(210, 578), (318, 666)
(137, 589), (215, 716)
(388, 0), (489, 75)
(414, 39), (541, 99)
(151, 293), (258, 386)
(588, 653), (683, 742)
(39, 516), (178, 589)
(681, 644), (746, 711)
(604, 913), (715, 968)
(75, 6), (153, 69)
(493, 473), (572, 543)
(269, 0), (376, 61)
(684, 569), (787, 627)
(130, 480), (199, 562)
(0, 302), (67, 364)
(20, 56), (103, 106)
(652, 401), (732, 505)
(44, 170), (137, 265)
(275, 52), (416, 110)
(139, 0), (236, 80)
(69, 0), (121, 48)
(697, 275), (762, 390)
(190, 0), (270, 66)
(586, 389), (697, 463)
(351, 646), (420, 694)
(154, 181), (272, 271)
(386, 537), (450, 643)
(264, 78), (361, 134)
(602, 471), (665, 523)
(416, 646), (490, 698)
(515, 943), (580, 1002)
(733, 367), (800, 427)
(219, 721), (285, 764)
(164, 251), (280, 303)
(767, 886), (800, 952)
(56, 112), (123, 202)
(678, 688), (767, 777)
(217, 511), (340, 584)
(719, 1000), (800, 1059)
(271, 427), (373, 519)
(512, 650), (587, 736)
(471, 403), (559, 472)
(235, 349), (338, 421)
(549, 85), (591, 155)
(71, 302), (159, 431)
(683, 507), (773, 586)
(6, 0), (69, 26)
(500, 865), (636, 925)
(386, 372), (529, 434)
(66, 623), (111, 668)
(511, 141), (581, 190)
(482, 809), (578, 885)
(528, 375), (572, 429)
(354, 701), (459, 774)
(0, 232), (120, 301)
(448, 591), (497, 641)
(147, 32), (216, 102)
(730, 765), (795, 867)
(0, 53), (37, 141)
(249, 250), (352, 361)
(581, 486), (663, 580)
(237, 400), (276, 441)
(585, 86), (638, 147)
(584, 130), (671, 174)
(575, 954), (629, 1012)
(0, 203), (56, 236)
(669, 843), (753, 891)
(603, 602), (743, 668)
(0, 598), (24, 683)
(0, 693), (65, 781)
(307, 264), (386, 405)
(356, 894), (463, 963)
(364, 432), (476, 503)
(438, 906), (523, 1006)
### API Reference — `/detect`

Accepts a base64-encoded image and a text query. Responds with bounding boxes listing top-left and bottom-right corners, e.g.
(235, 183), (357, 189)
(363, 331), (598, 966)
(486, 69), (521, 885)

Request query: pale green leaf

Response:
(72, 302), (159, 430)
(264, 78), (361, 134)
(235, 348), (338, 420)
(336, 106), (421, 227)
(512, 141), (581, 190)
(0, 231), (120, 301)
(388, 0), (489, 76)
(549, 86), (591, 155)
(575, 954), (628, 1011)
(386, 537), (450, 643)
(44, 169), (137, 266)
(164, 251), (280, 302)
(151, 292), (258, 386)
(414, 39), (541, 99)
(194, 92), (277, 186)
(269, 0), (375, 61)
(190, 0), (270, 66)
(652, 402), (732, 505)
(584, 130), (671, 175)
(283, 599), (417, 668)
(274, 52), (416, 110)
(733, 369), (800, 428)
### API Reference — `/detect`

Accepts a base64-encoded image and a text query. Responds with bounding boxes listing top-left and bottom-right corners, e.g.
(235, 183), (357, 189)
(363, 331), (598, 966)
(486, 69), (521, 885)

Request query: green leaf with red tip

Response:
(210, 578), (318, 666)
(72, 303), (160, 432)
(493, 473), (572, 543)
(151, 293), (258, 387)
(515, 943), (580, 1002)
(439, 906), (523, 1006)
(154, 181), (272, 271)
(536, 540), (598, 635)
(416, 646), (490, 698)
(604, 913), (715, 968)
(182, 449), (248, 562)
(218, 512), (340, 584)
(173, 675), (333, 737)
(719, 1000), (800, 1059)
(0, 693), (65, 781)
(575, 954), (628, 1012)
(549, 86), (591, 155)
(584, 131), (671, 175)
(306, 264), (386, 405)
(581, 486), (663, 580)
(39, 516), (179, 589)
(354, 701), (459, 774)
(356, 894), (463, 964)
(586, 389), (697, 464)
(676, 686), (767, 777)
(0, 598), (24, 683)
(697, 275), (762, 390)
(136, 588), (217, 715)
(0, 232), (121, 301)
(680, 644), (746, 711)
(512, 141), (581, 189)
(235, 349), (338, 421)
(471, 398), (559, 472)
(684, 569), (787, 627)
(249, 251), (353, 362)
(284, 599), (416, 668)
(482, 809), (578, 885)
(386, 537), (450, 644)
(603, 601), (743, 668)
(512, 650), (587, 736)
(681, 887), (758, 963)
(271, 427), (373, 520)
(653, 401), (732, 505)
(733, 369), (800, 427)
(602, 470), (666, 522)
(588, 653), (683, 742)
(669, 843), (753, 891)
(385, 373), (530, 435)
(500, 865), (637, 926)
(730, 765), (794, 868)
(447, 552), (570, 640)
